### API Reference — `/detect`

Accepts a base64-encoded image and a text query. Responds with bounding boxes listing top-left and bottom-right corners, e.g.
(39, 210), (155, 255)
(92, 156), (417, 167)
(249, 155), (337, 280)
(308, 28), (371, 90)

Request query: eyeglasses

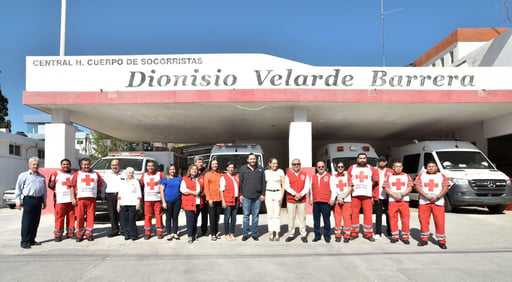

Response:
(292, 163), (301, 166)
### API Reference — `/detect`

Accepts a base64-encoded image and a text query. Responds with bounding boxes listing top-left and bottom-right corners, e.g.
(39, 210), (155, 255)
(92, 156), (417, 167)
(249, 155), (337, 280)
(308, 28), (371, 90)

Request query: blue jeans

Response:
(313, 202), (331, 239)
(242, 197), (261, 237)
(224, 200), (239, 235)
(185, 205), (200, 238)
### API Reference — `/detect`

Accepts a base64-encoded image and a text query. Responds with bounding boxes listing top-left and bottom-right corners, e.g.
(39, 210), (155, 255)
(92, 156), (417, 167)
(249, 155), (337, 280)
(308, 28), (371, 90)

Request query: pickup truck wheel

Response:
(487, 204), (506, 214)
(8, 204), (15, 209)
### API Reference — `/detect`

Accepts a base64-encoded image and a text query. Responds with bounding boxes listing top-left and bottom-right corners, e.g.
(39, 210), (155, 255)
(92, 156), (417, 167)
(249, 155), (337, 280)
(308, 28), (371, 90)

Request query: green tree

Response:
(0, 86), (11, 130)
(90, 131), (133, 162)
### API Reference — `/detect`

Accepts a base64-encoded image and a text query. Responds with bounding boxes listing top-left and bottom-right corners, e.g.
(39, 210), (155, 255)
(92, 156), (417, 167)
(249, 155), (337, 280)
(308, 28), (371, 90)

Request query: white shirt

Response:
(104, 170), (124, 193)
(265, 169), (284, 191)
(118, 178), (142, 206)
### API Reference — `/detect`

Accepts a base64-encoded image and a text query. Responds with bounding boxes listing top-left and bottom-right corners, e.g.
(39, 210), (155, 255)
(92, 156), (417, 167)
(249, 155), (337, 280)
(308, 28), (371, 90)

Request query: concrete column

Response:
(45, 111), (76, 168)
(289, 108), (312, 167)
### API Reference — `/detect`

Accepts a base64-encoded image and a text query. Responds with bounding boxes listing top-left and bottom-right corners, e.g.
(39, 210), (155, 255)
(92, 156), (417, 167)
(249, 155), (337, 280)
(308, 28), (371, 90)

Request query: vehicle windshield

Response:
(210, 154), (263, 174)
(435, 151), (495, 170)
(332, 157), (378, 169)
(91, 158), (144, 171)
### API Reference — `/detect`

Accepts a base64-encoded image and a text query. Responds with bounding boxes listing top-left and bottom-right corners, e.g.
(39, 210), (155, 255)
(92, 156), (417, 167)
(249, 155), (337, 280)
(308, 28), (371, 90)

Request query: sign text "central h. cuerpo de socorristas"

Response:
(125, 68), (476, 89)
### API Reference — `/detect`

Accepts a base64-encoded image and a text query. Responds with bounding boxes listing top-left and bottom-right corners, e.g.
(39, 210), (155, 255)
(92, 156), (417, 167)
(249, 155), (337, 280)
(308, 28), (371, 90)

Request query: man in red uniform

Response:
(383, 161), (413, 244)
(310, 161), (333, 243)
(329, 161), (353, 243)
(69, 158), (104, 242)
(284, 158), (310, 243)
(348, 153), (379, 242)
(141, 161), (164, 240)
(48, 159), (77, 242)
(414, 160), (450, 249)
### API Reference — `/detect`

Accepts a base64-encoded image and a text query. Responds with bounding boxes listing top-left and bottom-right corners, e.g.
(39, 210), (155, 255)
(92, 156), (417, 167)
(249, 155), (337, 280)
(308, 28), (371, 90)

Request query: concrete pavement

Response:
(0, 207), (511, 281)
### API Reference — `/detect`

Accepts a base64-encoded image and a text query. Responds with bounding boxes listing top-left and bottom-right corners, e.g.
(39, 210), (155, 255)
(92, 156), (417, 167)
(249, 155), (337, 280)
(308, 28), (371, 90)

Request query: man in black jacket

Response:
(239, 153), (266, 241)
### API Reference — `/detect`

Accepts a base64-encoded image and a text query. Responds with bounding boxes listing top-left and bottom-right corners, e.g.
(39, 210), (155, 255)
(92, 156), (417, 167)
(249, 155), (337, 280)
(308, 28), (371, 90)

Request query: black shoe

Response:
(301, 237), (308, 243)
(390, 239), (399, 243)
(144, 235), (151, 240)
(335, 237), (341, 243)
(403, 240), (410, 245)
(125, 237), (130, 241)
(312, 237), (321, 242)
(417, 240), (428, 247)
(325, 237), (331, 243)
(285, 237), (294, 242)
(366, 236), (375, 242)
(131, 237), (139, 241)
(439, 243), (447, 249)
(76, 237), (83, 243)
(107, 232), (119, 238)
(87, 236), (94, 241)
(30, 241), (42, 246)
(343, 238), (350, 243)
(54, 237), (62, 243)
(20, 243), (31, 249)
(350, 235), (358, 240)
(241, 236), (249, 241)
(158, 234), (165, 239)
(252, 236), (259, 241)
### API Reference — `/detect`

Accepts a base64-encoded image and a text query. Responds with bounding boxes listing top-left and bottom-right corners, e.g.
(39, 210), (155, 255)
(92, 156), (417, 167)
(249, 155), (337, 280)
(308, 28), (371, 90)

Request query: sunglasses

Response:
(292, 163), (301, 166)
(337, 166), (344, 168)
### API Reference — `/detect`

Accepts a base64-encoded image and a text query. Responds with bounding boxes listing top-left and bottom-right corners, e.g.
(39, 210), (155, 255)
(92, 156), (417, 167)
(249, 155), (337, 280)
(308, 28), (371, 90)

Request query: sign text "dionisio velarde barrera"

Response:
(27, 54), (512, 92)
(125, 69), (475, 88)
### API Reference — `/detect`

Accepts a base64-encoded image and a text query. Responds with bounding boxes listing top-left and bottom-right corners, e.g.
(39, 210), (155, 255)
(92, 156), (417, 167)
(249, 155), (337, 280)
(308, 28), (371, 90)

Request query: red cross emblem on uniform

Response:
(62, 178), (72, 189)
(300, 175), (305, 180)
(425, 179), (439, 192)
(336, 180), (347, 192)
(81, 174), (94, 187)
(147, 178), (158, 191)
(355, 171), (368, 183)
(392, 178), (405, 191)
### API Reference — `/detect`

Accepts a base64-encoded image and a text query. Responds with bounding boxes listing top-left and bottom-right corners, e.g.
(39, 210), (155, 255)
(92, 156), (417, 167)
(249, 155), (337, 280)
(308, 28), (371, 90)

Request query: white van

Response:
(316, 143), (379, 173)
(209, 143), (264, 173)
(389, 140), (512, 213)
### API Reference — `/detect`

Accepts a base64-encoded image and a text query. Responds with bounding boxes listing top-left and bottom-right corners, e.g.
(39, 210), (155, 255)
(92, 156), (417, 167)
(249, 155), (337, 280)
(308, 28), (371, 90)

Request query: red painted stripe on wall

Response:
(23, 89), (512, 105)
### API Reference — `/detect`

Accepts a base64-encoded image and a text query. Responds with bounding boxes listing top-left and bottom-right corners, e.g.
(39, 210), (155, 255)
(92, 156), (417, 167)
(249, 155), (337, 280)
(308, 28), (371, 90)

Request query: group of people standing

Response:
(14, 152), (451, 249)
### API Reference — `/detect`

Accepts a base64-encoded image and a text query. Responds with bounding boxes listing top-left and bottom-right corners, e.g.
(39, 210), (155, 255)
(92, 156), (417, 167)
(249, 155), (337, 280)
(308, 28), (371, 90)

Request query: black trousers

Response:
(165, 200), (181, 234)
(185, 205), (201, 238)
(21, 196), (43, 245)
(106, 193), (124, 233)
(375, 199), (391, 236)
(120, 205), (138, 239)
(208, 201), (222, 236)
(199, 199), (209, 235)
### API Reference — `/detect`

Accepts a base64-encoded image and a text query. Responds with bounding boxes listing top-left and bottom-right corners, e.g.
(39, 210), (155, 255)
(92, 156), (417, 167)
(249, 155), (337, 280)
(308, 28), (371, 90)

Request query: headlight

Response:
(450, 178), (468, 185)
(507, 179), (511, 185)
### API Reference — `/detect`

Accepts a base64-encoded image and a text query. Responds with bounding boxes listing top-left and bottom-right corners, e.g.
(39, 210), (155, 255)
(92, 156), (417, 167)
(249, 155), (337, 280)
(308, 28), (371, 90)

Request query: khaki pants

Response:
(286, 202), (306, 237)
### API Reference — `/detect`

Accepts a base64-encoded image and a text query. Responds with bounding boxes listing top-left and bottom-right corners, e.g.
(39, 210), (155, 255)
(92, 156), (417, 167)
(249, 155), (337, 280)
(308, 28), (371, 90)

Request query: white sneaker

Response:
(374, 234), (380, 239)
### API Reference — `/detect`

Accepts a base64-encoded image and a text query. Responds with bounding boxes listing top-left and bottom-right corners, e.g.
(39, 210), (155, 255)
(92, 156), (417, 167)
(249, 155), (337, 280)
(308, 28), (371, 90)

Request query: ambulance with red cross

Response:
(389, 140), (512, 213)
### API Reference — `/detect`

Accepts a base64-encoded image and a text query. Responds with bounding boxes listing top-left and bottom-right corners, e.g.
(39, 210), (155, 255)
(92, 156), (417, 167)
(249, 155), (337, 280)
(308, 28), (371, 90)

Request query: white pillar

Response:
(289, 109), (312, 167)
(45, 111), (76, 168)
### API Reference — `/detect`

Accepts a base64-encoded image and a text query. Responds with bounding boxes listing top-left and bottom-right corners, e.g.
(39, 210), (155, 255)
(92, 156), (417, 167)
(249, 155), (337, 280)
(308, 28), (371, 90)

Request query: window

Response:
(402, 154), (420, 174)
(38, 149), (45, 159)
(423, 152), (434, 169)
(9, 144), (21, 156)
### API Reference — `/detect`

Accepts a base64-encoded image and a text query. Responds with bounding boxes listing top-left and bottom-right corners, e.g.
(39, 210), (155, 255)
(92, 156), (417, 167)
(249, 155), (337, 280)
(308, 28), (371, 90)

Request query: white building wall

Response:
(483, 112), (512, 139)
(0, 132), (45, 200)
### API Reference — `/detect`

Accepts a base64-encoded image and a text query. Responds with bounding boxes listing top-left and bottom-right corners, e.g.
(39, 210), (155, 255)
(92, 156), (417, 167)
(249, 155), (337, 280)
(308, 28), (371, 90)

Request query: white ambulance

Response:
(315, 143), (379, 173)
(389, 140), (512, 213)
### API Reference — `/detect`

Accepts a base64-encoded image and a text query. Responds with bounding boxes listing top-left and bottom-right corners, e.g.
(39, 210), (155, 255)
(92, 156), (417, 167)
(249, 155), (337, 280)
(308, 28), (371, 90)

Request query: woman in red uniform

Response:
(180, 164), (204, 244)
(220, 161), (239, 241)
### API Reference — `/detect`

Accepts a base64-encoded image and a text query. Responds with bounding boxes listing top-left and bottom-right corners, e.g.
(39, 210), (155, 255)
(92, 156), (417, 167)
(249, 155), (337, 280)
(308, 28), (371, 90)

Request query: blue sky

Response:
(1, 0), (510, 133)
